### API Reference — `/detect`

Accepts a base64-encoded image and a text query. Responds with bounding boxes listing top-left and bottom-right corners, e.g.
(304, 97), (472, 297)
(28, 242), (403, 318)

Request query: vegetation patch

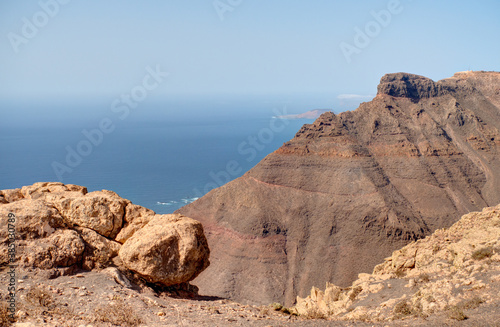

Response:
(349, 286), (363, 301)
(0, 302), (14, 327)
(302, 307), (327, 320)
(418, 273), (430, 283)
(271, 302), (295, 315)
(471, 247), (494, 261)
(446, 305), (468, 321)
(394, 269), (406, 278)
(393, 300), (414, 318)
(93, 296), (143, 327)
(458, 296), (484, 310)
(271, 302), (283, 311)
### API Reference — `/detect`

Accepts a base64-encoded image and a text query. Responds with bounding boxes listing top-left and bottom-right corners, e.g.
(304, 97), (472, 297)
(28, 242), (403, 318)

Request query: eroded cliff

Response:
(178, 71), (500, 305)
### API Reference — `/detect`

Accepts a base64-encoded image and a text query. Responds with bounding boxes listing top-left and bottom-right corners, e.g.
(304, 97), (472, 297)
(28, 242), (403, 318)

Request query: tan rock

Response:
(0, 199), (68, 266)
(20, 182), (87, 200)
(76, 227), (121, 270)
(115, 203), (155, 243)
(0, 188), (24, 203)
(119, 214), (210, 286)
(295, 204), (500, 321)
(23, 229), (85, 269)
(102, 267), (132, 288)
(0, 199), (68, 240)
(391, 247), (417, 271)
(55, 190), (129, 238)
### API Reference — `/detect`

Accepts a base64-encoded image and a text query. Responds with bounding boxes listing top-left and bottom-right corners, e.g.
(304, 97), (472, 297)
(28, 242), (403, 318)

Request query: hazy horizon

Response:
(1, 0), (499, 124)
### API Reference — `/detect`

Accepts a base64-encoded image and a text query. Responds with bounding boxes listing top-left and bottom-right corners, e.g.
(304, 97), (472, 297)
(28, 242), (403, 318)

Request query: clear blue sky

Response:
(1, 0), (499, 105)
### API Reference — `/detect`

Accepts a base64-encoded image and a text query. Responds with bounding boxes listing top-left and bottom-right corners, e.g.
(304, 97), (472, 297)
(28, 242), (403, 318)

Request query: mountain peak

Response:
(377, 72), (443, 99)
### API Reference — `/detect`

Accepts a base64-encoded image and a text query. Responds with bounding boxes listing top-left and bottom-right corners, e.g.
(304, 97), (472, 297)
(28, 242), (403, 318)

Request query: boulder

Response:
(115, 203), (155, 243)
(119, 214), (210, 286)
(54, 190), (129, 239)
(0, 199), (67, 241)
(76, 227), (121, 270)
(22, 229), (85, 269)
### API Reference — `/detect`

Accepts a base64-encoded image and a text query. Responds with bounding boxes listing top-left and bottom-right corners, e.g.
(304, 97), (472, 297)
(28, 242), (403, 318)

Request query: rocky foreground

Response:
(0, 182), (209, 285)
(0, 183), (499, 326)
(0, 182), (211, 326)
(295, 204), (500, 325)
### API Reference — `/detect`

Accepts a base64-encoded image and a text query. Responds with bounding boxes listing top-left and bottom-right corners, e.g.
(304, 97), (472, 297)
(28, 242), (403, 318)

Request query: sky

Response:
(1, 0), (499, 117)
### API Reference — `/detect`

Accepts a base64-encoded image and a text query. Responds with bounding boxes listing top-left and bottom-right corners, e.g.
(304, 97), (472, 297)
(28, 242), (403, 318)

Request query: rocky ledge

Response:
(0, 182), (210, 288)
(376, 70), (498, 100)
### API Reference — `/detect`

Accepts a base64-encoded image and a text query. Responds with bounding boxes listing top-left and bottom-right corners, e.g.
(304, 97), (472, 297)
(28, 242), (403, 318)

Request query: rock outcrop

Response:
(119, 214), (210, 286)
(295, 204), (500, 322)
(0, 182), (210, 287)
(177, 71), (500, 305)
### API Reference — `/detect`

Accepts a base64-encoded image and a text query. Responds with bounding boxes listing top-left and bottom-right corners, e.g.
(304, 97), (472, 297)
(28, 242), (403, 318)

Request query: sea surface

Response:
(0, 96), (325, 213)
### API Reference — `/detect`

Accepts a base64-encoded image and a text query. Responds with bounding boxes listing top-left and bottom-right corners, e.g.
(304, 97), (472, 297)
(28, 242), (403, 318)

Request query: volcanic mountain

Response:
(177, 71), (500, 306)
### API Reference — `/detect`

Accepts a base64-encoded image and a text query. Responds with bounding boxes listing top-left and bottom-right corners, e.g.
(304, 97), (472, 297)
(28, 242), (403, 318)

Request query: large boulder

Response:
(53, 190), (129, 239)
(119, 214), (210, 286)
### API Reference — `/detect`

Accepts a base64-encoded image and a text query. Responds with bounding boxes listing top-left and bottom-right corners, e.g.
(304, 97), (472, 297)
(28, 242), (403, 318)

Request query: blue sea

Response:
(0, 95), (332, 213)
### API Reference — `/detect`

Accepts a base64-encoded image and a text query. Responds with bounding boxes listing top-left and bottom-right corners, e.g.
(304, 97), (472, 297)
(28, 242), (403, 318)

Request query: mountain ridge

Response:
(177, 71), (500, 305)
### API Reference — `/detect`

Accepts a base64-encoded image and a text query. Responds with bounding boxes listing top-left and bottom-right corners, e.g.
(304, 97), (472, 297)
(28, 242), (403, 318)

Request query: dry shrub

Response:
(270, 302), (294, 316)
(22, 286), (73, 321)
(26, 286), (56, 312)
(393, 300), (413, 317)
(447, 305), (468, 321)
(471, 247), (494, 261)
(0, 302), (14, 326)
(271, 302), (283, 311)
(418, 273), (430, 283)
(93, 296), (142, 327)
(394, 269), (406, 278)
(349, 286), (363, 301)
(303, 307), (327, 320)
(458, 296), (484, 310)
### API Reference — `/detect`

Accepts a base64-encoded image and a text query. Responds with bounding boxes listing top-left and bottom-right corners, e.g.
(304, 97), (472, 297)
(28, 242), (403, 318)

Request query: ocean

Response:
(0, 96), (324, 213)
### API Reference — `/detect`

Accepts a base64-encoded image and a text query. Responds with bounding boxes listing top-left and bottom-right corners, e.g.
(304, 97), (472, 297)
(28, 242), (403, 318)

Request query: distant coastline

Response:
(275, 109), (331, 120)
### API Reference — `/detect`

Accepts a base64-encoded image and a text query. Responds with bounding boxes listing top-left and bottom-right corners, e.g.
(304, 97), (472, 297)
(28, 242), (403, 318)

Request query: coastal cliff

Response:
(178, 71), (500, 305)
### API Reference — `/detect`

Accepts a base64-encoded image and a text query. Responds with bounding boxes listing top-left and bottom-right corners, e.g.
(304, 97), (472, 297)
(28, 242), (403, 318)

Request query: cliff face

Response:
(177, 71), (500, 305)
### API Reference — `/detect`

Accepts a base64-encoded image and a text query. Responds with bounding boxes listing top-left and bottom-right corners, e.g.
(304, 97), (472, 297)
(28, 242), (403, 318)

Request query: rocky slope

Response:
(177, 71), (500, 305)
(295, 204), (500, 324)
(0, 182), (210, 290)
